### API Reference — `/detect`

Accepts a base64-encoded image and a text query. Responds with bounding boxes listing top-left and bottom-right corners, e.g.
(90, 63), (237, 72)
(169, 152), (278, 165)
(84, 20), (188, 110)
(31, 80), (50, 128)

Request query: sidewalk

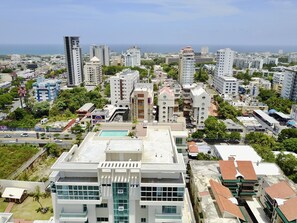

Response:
(4, 202), (14, 213)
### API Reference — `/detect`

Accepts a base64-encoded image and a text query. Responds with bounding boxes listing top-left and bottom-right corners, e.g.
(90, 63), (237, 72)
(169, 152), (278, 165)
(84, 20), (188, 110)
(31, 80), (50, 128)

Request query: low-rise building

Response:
(91, 105), (129, 124)
(33, 77), (61, 102)
(213, 76), (239, 96)
(158, 87), (177, 123)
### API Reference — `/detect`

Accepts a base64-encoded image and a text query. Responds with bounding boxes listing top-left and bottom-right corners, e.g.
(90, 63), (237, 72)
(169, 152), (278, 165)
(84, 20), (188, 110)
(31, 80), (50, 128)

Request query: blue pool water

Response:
(99, 130), (128, 137)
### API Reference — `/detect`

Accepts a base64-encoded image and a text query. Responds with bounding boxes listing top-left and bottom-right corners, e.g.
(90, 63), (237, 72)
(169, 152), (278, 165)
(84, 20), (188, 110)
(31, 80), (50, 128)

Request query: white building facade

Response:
(110, 69), (139, 107)
(64, 36), (84, 87)
(123, 46), (141, 67)
(158, 87), (176, 123)
(90, 45), (110, 66)
(84, 57), (102, 86)
(281, 68), (297, 102)
(49, 126), (191, 223)
(190, 87), (211, 128)
(178, 47), (195, 85)
(215, 48), (234, 77)
(214, 76), (239, 96)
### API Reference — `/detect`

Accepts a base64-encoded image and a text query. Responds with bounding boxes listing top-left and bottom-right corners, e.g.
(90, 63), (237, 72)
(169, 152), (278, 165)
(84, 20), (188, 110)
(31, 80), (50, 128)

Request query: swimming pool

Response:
(99, 130), (128, 137)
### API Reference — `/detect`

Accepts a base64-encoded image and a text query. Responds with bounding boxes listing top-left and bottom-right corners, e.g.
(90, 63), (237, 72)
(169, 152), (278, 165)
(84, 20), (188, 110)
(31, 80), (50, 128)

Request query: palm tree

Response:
(33, 186), (45, 212)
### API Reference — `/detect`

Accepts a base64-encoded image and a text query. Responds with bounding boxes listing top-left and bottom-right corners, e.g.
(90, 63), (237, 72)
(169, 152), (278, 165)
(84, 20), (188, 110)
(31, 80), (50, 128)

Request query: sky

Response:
(1, 0), (297, 46)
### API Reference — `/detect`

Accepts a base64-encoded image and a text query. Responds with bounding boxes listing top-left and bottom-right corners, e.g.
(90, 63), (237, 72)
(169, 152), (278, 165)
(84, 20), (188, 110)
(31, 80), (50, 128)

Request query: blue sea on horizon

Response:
(0, 44), (297, 55)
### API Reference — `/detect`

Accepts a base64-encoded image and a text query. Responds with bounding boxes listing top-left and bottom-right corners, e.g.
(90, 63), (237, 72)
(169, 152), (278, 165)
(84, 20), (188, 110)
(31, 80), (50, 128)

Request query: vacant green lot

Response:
(10, 196), (52, 220)
(0, 198), (7, 212)
(0, 144), (39, 179)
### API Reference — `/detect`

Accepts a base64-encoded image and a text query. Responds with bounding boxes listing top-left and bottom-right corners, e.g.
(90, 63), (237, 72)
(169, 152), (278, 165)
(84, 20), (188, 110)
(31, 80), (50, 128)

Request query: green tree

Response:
(278, 128), (297, 142)
(228, 132), (241, 141)
(33, 101), (50, 118)
(281, 138), (297, 153)
(104, 83), (111, 97)
(276, 153), (297, 177)
(191, 130), (204, 139)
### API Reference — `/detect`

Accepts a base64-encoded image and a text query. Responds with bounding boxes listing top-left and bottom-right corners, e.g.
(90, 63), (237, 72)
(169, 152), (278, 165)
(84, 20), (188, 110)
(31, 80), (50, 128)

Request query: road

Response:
(0, 137), (74, 146)
(0, 131), (76, 139)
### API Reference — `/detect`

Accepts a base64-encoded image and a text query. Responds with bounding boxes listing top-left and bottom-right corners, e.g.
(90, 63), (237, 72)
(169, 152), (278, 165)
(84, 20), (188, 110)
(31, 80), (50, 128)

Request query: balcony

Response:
(59, 210), (88, 222)
(155, 213), (182, 222)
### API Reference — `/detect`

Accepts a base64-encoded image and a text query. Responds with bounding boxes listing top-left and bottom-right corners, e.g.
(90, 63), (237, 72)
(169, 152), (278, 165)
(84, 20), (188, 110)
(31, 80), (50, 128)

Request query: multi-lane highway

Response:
(0, 131), (75, 146)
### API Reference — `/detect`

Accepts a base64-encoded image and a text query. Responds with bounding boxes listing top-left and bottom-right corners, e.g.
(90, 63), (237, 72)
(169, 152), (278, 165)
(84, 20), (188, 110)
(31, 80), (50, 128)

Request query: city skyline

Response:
(1, 0), (297, 46)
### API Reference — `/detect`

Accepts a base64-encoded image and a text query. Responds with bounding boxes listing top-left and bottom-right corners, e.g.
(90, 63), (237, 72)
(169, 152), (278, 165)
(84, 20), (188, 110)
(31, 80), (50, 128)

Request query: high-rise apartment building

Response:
(190, 86), (211, 128)
(131, 83), (154, 122)
(49, 126), (192, 223)
(64, 36), (84, 87)
(84, 57), (102, 86)
(281, 68), (297, 102)
(215, 48), (234, 77)
(123, 46), (141, 67)
(110, 69), (139, 107)
(90, 45), (110, 66)
(178, 47), (195, 85)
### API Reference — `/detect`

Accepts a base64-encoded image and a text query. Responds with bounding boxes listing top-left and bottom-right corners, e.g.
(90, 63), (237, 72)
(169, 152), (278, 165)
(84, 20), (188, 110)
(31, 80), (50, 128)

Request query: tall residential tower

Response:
(178, 47), (195, 85)
(123, 46), (141, 67)
(90, 45), (110, 66)
(64, 36), (84, 87)
(215, 48), (234, 77)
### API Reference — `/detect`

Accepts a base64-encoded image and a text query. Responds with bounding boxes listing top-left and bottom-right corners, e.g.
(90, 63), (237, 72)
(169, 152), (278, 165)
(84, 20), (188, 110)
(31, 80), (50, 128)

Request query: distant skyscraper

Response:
(84, 57), (102, 86)
(215, 48), (234, 77)
(178, 46), (195, 85)
(201, 46), (209, 56)
(123, 46), (141, 67)
(90, 45), (110, 66)
(64, 36), (84, 87)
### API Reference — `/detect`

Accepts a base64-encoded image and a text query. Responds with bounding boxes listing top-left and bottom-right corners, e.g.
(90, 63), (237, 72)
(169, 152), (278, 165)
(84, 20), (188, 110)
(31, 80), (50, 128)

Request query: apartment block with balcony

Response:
(50, 126), (193, 223)
(261, 181), (297, 223)
(190, 86), (211, 129)
(158, 87), (177, 123)
(219, 160), (259, 197)
(110, 69), (139, 107)
(84, 57), (102, 86)
(33, 77), (61, 102)
(131, 83), (154, 122)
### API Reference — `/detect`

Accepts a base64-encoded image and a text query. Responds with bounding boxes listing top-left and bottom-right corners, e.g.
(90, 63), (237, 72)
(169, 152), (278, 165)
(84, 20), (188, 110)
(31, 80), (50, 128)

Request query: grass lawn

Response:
(10, 196), (53, 220)
(0, 144), (39, 179)
(0, 197), (8, 212)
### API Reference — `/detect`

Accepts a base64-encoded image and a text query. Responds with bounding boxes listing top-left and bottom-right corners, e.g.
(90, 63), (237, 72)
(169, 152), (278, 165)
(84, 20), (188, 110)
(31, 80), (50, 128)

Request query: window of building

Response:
(97, 217), (108, 222)
(162, 206), (177, 214)
(175, 138), (183, 145)
(96, 203), (108, 208)
(141, 205), (146, 208)
(141, 218), (146, 222)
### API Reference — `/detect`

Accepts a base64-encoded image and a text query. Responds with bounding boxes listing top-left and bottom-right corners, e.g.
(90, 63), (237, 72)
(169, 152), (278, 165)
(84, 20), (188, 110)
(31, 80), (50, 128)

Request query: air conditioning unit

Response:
(118, 206), (124, 211)
(118, 189), (124, 194)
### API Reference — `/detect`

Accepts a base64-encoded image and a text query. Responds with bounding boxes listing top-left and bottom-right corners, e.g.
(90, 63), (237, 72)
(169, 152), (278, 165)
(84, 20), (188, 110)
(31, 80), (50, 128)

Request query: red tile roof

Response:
(279, 197), (297, 221)
(236, 161), (257, 181)
(219, 160), (237, 180)
(188, 141), (198, 153)
(265, 181), (296, 200)
(209, 179), (245, 221)
(210, 179), (232, 198)
(219, 160), (257, 181)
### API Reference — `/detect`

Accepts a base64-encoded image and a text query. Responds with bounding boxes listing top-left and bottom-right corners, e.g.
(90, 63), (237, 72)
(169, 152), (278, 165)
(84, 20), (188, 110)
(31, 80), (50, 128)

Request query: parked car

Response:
(4, 134), (12, 138)
(20, 133), (29, 137)
(54, 139), (63, 143)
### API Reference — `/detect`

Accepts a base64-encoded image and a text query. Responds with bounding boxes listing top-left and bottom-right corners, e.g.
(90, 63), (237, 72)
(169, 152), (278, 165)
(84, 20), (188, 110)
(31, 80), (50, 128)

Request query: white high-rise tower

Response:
(215, 48), (234, 77)
(178, 46), (195, 85)
(64, 36), (84, 87)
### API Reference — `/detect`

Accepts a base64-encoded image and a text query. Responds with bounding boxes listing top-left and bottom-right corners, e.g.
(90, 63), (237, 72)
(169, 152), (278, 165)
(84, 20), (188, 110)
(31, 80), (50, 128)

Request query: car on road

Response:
(54, 139), (63, 143)
(20, 133), (29, 137)
(4, 134), (12, 138)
